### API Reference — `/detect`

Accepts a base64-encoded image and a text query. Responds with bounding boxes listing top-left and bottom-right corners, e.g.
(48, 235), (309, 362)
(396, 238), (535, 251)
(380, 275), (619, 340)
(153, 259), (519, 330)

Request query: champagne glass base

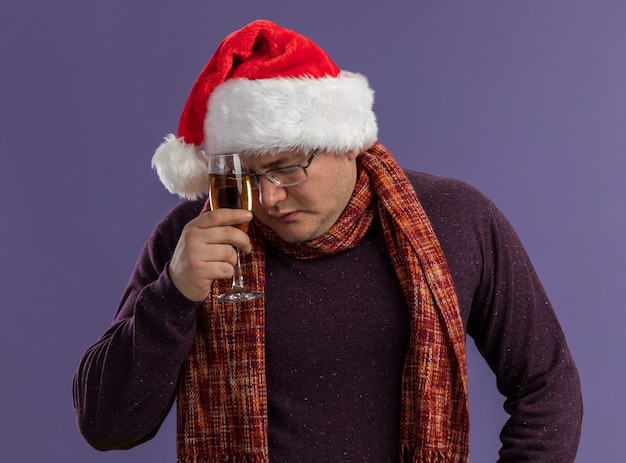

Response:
(216, 290), (264, 303)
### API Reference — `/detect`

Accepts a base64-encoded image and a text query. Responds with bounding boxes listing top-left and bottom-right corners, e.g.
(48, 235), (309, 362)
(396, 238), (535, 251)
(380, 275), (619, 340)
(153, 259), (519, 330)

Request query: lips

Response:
(269, 211), (299, 222)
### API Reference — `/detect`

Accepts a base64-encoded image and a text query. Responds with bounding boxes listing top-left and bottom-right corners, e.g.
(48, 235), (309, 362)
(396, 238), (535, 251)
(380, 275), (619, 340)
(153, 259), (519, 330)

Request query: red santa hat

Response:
(151, 19), (378, 199)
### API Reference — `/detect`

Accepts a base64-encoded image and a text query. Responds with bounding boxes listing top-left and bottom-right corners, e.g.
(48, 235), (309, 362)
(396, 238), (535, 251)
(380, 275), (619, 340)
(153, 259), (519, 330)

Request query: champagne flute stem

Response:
(231, 248), (246, 292)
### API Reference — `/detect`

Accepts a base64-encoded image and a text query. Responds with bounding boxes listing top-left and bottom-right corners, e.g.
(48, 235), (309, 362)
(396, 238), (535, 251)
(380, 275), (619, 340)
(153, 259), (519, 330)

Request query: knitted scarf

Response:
(177, 142), (469, 462)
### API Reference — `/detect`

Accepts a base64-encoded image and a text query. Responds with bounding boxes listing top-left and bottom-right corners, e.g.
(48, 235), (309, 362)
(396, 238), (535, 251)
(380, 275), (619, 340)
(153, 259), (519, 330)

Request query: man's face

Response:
(244, 150), (359, 243)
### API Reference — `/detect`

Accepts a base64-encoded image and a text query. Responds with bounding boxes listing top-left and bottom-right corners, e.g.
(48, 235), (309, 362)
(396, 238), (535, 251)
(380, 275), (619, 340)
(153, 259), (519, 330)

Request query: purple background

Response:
(1, 1), (624, 461)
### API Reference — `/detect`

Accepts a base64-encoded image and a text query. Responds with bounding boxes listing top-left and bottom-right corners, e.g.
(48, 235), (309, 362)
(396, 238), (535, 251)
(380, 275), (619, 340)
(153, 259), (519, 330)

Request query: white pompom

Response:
(151, 134), (208, 199)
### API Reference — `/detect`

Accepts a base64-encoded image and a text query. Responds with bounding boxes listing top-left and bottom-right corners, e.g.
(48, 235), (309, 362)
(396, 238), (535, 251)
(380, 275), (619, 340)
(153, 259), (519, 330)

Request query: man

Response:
(73, 19), (582, 462)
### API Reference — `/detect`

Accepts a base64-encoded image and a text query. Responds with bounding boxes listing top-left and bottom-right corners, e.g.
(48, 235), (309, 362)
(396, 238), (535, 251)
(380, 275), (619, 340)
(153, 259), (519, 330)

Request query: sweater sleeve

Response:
(72, 200), (203, 451)
(407, 171), (582, 461)
(465, 193), (582, 462)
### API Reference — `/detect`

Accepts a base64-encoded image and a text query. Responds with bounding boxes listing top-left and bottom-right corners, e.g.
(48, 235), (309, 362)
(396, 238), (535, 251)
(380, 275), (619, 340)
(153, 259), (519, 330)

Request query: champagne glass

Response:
(208, 153), (263, 302)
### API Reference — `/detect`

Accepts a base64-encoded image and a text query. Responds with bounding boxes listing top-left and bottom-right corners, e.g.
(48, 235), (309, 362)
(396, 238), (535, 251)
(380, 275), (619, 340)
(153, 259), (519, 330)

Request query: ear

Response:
(346, 150), (360, 161)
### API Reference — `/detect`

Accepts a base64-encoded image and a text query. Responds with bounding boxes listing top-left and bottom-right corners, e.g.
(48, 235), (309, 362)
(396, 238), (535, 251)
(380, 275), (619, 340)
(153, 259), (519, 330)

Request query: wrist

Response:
(166, 263), (211, 303)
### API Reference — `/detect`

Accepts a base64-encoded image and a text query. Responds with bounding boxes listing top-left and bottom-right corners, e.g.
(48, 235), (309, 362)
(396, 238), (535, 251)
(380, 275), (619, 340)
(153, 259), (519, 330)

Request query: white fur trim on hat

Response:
(204, 71), (377, 156)
(151, 134), (208, 199)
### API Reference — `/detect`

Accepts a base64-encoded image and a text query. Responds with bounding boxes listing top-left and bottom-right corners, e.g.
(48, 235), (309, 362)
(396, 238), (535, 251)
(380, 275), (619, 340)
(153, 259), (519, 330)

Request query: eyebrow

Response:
(253, 154), (302, 171)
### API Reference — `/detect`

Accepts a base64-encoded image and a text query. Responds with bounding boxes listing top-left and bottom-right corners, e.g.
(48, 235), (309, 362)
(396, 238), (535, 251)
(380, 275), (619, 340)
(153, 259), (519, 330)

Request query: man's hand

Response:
(168, 209), (253, 302)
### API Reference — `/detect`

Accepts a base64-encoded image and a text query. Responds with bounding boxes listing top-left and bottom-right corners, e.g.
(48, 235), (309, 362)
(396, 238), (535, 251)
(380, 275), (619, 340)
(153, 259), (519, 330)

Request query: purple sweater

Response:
(73, 171), (582, 462)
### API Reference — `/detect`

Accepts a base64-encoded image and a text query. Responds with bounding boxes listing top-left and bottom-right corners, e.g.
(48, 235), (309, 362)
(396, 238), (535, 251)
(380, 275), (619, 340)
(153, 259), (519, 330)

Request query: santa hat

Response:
(151, 19), (378, 199)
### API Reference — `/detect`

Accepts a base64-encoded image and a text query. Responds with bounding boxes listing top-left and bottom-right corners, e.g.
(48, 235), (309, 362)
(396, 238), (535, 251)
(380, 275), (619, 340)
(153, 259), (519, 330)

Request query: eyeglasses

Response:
(249, 149), (319, 188)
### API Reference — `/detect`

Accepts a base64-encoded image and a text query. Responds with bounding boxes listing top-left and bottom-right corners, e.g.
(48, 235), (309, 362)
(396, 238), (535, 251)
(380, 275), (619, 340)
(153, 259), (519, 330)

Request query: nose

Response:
(257, 177), (287, 208)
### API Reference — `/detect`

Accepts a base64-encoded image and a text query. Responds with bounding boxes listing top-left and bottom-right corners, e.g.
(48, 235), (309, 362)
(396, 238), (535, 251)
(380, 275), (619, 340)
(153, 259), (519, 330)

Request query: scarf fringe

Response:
(399, 442), (468, 463)
(177, 454), (267, 463)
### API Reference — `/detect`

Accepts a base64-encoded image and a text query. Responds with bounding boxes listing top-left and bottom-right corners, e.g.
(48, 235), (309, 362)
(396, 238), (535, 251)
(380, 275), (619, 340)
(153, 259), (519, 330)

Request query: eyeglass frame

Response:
(248, 149), (319, 188)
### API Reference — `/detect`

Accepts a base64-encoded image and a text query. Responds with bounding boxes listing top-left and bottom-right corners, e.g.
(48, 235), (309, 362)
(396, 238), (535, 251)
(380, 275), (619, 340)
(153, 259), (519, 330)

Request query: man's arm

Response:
(467, 200), (582, 462)
(407, 171), (582, 461)
(72, 220), (199, 450)
(72, 202), (256, 450)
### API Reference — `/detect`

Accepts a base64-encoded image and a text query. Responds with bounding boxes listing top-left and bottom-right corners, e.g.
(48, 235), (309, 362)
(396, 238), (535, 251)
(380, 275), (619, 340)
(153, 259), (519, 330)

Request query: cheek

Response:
(294, 184), (323, 210)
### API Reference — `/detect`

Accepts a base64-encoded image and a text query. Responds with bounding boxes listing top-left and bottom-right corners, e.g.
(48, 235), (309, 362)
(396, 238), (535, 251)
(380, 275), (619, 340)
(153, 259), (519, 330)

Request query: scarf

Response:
(176, 142), (469, 462)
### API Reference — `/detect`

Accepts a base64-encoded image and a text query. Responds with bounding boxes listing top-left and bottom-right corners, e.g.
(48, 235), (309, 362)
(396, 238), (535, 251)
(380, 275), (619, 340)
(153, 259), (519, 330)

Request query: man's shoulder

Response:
(403, 170), (493, 213)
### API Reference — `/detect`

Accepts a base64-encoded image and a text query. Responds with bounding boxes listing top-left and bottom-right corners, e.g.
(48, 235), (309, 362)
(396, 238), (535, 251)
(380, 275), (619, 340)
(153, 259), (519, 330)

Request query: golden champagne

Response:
(209, 173), (253, 232)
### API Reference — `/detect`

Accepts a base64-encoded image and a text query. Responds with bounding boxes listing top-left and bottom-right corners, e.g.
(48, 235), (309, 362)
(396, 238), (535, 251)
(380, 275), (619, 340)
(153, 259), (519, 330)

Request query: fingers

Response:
(167, 209), (254, 301)
(194, 209), (253, 251)
(196, 208), (253, 228)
